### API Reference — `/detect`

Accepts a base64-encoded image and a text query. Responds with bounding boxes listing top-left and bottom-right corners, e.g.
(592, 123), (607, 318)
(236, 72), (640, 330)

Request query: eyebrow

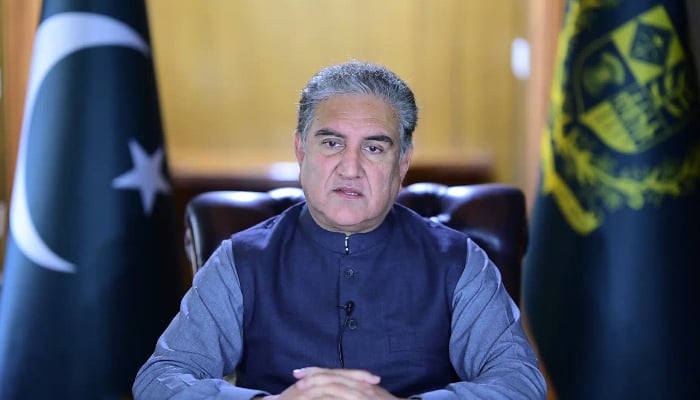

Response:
(314, 129), (395, 145)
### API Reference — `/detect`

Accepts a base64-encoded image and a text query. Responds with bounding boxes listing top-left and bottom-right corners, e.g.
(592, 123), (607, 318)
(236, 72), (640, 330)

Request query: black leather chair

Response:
(184, 182), (527, 304)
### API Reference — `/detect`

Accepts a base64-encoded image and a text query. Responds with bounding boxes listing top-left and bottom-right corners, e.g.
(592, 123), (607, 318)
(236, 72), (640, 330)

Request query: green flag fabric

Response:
(0, 1), (185, 398)
(524, 1), (700, 399)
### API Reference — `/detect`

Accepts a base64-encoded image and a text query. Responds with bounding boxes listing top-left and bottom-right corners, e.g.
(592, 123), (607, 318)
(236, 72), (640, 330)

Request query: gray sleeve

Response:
(416, 239), (547, 400)
(132, 239), (268, 400)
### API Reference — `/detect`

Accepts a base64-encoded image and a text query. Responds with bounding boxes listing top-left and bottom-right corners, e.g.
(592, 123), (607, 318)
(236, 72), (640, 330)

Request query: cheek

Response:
(299, 156), (329, 188)
(303, 155), (320, 173)
(299, 162), (314, 185)
(381, 163), (404, 181)
(368, 167), (402, 194)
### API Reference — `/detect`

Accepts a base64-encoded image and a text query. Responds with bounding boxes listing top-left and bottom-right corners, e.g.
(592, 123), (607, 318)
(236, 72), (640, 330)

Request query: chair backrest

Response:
(184, 182), (527, 304)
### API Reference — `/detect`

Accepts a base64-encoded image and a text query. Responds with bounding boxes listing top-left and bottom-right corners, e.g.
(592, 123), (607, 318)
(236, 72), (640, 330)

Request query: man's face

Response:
(295, 94), (413, 234)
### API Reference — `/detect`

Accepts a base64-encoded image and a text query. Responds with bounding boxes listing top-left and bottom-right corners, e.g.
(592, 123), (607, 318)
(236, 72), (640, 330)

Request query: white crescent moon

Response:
(10, 12), (150, 273)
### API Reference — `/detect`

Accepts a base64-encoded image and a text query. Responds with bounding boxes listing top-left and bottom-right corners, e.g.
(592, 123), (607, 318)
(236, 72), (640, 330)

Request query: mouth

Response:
(333, 187), (363, 198)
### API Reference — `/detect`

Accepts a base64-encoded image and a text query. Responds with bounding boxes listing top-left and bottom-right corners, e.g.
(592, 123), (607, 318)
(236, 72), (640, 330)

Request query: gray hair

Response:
(296, 61), (418, 157)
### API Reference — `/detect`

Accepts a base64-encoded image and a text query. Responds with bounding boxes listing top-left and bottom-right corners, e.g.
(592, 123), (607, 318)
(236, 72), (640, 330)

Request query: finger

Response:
(293, 367), (381, 384)
(294, 370), (382, 393)
(292, 378), (380, 400)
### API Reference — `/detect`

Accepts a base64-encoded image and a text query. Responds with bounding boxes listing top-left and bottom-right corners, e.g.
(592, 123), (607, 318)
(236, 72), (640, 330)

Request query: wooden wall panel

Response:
(2, 0), (533, 191)
(2, 0), (40, 202)
(146, 0), (525, 185)
(1, 0), (41, 268)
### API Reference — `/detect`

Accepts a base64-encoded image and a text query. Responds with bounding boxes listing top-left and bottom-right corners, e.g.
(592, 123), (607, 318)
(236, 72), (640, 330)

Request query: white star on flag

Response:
(112, 139), (171, 215)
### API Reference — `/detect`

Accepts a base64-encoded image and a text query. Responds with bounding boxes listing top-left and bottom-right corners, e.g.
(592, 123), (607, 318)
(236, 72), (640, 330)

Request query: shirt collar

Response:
(298, 203), (394, 254)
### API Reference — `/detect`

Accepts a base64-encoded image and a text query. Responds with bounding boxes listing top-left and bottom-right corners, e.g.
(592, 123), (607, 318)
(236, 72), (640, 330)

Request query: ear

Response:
(294, 130), (305, 164)
(399, 145), (413, 181)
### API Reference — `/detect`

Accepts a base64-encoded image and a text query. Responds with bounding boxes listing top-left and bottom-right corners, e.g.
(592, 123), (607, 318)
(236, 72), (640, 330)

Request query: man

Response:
(134, 61), (546, 399)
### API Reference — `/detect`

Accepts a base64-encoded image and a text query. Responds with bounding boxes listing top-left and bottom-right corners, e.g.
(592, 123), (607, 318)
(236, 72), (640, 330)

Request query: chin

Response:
(331, 213), (365, 227)
(327, 209), (368, 227)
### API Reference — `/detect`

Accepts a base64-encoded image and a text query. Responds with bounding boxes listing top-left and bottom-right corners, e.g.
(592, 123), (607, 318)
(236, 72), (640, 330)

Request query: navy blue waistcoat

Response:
(232, 203), (467, 397)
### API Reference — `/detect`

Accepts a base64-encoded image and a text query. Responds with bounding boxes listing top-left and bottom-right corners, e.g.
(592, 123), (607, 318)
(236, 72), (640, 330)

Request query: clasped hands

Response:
(257, 367), (406, 400)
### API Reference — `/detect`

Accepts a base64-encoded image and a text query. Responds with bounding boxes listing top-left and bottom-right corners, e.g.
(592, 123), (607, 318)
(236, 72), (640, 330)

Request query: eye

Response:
(322, 138), (343, 149)
(365, 144), (384, 154)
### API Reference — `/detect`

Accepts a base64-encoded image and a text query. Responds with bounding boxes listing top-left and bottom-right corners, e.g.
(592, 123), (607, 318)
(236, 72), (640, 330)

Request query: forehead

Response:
(311, 94), (400, 138)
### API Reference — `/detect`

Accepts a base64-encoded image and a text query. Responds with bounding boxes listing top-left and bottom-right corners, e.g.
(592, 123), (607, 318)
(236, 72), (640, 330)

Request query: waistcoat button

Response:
(346, 319), (358, 330)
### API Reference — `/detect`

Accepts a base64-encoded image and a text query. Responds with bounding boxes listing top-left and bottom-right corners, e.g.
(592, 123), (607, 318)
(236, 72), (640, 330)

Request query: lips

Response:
(334, 187), (363, 197)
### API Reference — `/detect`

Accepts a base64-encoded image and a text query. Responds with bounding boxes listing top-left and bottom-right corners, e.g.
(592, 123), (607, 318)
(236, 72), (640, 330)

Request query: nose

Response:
(337, 147), (362, 179)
